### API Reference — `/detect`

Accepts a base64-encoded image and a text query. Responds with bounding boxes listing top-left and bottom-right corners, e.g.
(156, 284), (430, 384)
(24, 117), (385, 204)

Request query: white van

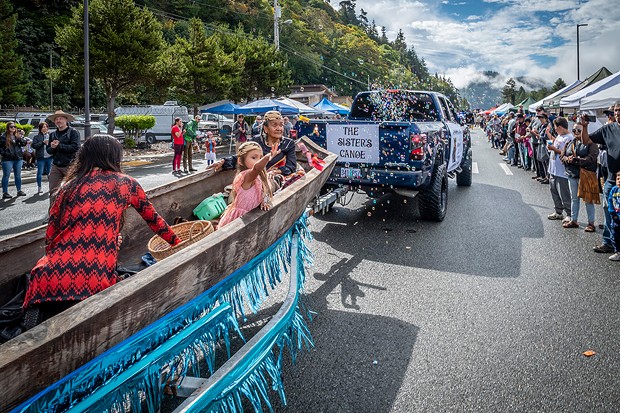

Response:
(115, 101), (189, 144)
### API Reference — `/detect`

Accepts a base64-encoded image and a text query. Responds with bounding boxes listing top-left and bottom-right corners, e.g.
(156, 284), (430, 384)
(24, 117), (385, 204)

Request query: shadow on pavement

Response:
(274, 254), (418, 412)
(312, 182), (544, 278)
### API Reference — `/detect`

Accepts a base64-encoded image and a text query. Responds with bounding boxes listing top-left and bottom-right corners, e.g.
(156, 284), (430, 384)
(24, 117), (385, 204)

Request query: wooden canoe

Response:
(0, 137), (336, 412)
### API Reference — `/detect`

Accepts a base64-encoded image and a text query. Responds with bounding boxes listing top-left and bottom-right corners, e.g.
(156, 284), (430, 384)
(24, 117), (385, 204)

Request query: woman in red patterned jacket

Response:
(22, 134), (181, 326)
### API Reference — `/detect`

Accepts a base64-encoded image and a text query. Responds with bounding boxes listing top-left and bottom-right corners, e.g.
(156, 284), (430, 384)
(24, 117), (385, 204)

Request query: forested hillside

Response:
(2, 0), (465, 111)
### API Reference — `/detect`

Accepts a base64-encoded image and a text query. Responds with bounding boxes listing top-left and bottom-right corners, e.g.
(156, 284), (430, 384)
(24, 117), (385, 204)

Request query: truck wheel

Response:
(146, 134), (156, 144)
(418, 163), (447, 222)
(456, 149), (472, 187)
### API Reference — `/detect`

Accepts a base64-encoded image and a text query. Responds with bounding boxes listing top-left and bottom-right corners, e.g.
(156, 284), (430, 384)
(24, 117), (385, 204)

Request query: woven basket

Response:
(148, 220), (214, 261)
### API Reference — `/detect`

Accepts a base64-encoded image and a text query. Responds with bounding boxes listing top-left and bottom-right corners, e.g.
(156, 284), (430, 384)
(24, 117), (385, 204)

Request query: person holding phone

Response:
(580, 102), (620, 255)
(1, 122), (27, 199)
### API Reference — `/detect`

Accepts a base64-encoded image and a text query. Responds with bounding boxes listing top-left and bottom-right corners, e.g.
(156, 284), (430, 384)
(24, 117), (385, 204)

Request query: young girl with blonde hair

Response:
(218, 141), (279, 227)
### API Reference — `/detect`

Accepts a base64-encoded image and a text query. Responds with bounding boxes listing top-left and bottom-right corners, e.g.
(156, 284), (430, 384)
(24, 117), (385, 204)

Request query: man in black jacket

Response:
(47, 110), (80, 203)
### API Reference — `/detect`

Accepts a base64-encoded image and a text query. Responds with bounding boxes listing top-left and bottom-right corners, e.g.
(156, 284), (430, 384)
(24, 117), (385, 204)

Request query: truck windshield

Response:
(349, 91), (440, 122)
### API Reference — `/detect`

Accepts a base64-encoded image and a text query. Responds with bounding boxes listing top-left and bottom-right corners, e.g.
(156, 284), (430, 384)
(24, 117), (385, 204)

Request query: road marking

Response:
(472, 162), (479, 174)
(499, 163), (513, 175)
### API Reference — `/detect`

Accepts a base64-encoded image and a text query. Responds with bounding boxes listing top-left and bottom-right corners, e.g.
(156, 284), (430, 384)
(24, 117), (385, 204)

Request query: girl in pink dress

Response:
(218, 141), (279, 227)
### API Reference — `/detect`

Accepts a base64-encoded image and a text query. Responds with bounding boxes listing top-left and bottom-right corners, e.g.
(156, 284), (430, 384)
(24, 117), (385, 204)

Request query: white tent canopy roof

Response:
(528, 80), (581, 113)
(580, 82), (620, 111)
(560, 71), (620, 108)
(491, 103), (512, 114)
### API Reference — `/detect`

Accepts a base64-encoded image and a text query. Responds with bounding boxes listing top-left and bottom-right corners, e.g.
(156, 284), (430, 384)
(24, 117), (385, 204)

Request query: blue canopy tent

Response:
(313, 98), (349, 115)
(200, 101), (241, 115)
(235, 98), (299, 115)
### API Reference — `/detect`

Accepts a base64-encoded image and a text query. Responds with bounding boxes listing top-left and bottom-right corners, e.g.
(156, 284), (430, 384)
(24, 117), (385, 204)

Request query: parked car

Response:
(199, 113), (234, 137)
(71, 116), (125, 142)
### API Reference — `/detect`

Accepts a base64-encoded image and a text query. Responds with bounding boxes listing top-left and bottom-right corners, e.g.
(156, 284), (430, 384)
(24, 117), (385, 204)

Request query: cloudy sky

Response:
(355, 0), (620, 89)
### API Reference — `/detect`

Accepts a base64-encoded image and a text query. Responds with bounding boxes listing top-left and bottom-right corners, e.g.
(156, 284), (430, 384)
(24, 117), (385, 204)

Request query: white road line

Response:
(499, 163), (513, 175)
(472, 162), (479, 174)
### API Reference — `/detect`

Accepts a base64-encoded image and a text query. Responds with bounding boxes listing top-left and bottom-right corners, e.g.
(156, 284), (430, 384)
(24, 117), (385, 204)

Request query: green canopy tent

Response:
(509, 97), (536, 113)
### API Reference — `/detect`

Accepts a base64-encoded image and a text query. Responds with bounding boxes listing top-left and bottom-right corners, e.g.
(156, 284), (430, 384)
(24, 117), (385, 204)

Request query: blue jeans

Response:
(567, 176), (595, 223)
(602, 180), (613, 247)
(36, 158), (53, 188)
(507, 144), (516, 164)
(519, 143), (529, 169)
(2, 160), (23, 194)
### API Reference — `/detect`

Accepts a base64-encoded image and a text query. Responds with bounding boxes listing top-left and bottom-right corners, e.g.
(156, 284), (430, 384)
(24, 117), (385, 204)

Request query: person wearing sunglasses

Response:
(1, 122), (28, 199)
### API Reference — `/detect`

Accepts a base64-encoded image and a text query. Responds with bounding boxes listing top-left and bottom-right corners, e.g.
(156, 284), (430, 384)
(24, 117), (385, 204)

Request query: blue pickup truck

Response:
(299, 89), (472, 221)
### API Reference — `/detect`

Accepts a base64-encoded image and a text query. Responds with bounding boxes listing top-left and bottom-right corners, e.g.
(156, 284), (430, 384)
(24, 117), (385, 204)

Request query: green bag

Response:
(193, 193), (227, 220)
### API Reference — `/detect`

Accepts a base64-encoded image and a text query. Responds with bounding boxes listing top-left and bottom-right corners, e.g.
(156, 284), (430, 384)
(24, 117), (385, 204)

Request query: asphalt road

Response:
(274, 128), (620, 412)
(3, 129), (619, 412)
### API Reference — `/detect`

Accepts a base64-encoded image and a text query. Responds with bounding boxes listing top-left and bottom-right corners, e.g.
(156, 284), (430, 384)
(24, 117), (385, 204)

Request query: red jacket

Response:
(24, 171), (180, 307)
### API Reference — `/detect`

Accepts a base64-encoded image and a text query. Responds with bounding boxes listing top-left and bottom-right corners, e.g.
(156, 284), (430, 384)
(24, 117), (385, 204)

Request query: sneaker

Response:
(37, 186), (43, 195)
(183, 169), (189, 174)
(609, 252), (620, 261)
(502, 157), (509, 161)
(16, 191), (26, 197)
(531, 176), (539, 179)
(562, 216), (571, 223)
(593, 244), (614, 253)
(547, 212), (563, 220)
(2, 193), (12, 199)
(189, 168), (197, 172)
(540, 179), (549, 184)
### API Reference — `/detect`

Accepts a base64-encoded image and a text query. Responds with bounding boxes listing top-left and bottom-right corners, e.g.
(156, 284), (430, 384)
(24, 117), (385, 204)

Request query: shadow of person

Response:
(271, 253), (417, 412)
(312, 182), (544, 278)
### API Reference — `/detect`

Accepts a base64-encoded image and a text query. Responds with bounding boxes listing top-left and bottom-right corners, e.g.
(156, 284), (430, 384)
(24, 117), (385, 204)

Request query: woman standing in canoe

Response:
(22, 134), (180, 327)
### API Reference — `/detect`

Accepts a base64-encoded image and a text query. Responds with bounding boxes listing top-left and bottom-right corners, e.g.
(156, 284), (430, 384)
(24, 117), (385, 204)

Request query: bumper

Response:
(327, 165), (430, 190)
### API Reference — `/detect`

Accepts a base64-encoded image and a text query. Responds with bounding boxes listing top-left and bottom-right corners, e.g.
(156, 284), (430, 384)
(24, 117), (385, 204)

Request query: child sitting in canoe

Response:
(218, 141), (279, 228)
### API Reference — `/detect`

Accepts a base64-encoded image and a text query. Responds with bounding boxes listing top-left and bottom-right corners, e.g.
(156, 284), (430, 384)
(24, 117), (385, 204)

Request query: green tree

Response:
(172, 18), (242, 114)
(55, 0), (165, 132)
(220, 27), (291, 102)
(0, 0), (26, 104)
(551, 78), (566, 93)
(501, 78), (516, 104)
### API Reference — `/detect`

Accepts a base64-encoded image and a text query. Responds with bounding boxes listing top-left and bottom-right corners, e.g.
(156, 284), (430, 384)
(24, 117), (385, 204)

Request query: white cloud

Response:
(356, 0), (620, 89)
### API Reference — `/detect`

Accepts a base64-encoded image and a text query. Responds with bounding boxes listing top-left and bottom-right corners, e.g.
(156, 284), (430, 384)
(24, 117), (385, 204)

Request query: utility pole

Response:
(274, 0), (280, 51)
(49, 45), (53, 110)
(84, 0), (91, 138)
(576, 23), (588, 81)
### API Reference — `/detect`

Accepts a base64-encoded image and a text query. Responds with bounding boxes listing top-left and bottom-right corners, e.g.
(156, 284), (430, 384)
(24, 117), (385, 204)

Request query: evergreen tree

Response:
(171, 19), (243, 114)
(380, 26), (388, 44)
(0, 0), (26, 104)
(551, 78), (566, 92)
(501, 78), (516, 104)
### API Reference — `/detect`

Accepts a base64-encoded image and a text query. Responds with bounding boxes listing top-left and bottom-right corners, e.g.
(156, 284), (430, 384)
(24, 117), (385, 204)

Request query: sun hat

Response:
(47, 110), (75, 122)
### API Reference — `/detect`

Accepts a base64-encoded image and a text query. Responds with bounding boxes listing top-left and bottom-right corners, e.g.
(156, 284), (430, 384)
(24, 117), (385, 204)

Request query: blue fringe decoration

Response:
(180, 221), (316, 413)
(13, 214), (313, 413)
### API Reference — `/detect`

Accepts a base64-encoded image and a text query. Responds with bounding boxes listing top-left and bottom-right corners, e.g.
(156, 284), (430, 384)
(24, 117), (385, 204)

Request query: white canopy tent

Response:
(560, 71), (620, 108)
(580, 82), (620, 111)
(528, 80), (581, 113)
(491, 103), (512, 115)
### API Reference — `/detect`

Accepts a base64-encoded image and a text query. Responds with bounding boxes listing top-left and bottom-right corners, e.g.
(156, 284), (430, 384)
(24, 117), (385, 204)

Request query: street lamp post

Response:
(576, 23), (588, 81)
(84, 0), (91, 138)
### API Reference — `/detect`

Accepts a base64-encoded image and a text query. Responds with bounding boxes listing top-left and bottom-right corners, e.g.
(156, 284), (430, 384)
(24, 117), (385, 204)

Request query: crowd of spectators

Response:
(476, 103), (620, 262)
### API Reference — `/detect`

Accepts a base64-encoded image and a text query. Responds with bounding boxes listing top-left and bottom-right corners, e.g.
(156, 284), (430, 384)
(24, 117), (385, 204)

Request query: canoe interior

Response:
(0, 136), (336, 411)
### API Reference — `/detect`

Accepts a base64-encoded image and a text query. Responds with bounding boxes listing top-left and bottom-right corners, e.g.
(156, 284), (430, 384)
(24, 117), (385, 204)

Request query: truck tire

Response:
(456, 149), (472, 187)
(418, 163), (447, 222)
(146, 133), (156, 144)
